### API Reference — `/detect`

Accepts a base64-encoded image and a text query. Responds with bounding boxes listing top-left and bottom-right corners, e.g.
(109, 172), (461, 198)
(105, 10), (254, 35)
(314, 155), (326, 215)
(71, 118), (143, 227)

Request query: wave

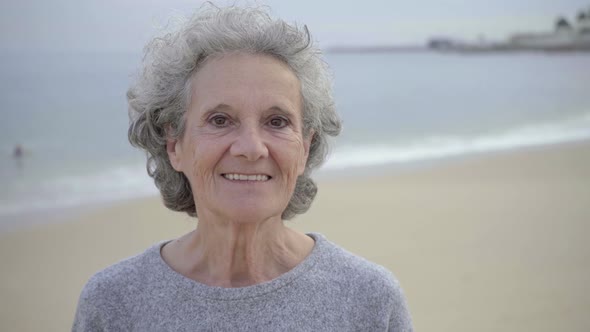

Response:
(0, 162), (157, 220)
(324, 112), (590, 170)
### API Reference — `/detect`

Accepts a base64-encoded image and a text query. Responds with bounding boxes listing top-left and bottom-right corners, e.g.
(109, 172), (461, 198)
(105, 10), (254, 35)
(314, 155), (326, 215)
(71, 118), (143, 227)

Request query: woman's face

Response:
(167, 53), (311, 222)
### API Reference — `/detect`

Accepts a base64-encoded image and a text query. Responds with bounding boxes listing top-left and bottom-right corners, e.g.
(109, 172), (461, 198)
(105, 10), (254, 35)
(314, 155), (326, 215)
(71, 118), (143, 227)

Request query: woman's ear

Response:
(166, 138), (183, 172)
(304, 130), (314, 160)
(298, 130), (314, 175)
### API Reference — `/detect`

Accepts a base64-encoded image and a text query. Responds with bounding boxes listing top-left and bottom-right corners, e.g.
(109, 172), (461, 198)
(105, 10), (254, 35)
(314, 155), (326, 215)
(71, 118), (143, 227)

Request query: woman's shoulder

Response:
(311, 233), (405, 297)
(77, 242), (166, 305)
(309, 233), (413, 330)
(73, 242), (166, 331)
(314, 234), (397, 277)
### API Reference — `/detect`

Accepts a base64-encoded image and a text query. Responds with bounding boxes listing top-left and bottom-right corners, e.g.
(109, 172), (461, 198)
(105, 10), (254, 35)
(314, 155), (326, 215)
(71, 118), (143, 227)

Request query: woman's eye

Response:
(210, 115), (229, 127)
(268, 116), (289, 128)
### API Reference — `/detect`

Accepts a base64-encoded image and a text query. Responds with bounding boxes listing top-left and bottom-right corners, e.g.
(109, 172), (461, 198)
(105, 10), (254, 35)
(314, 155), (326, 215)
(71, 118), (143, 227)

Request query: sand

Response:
(1, 141), (589, 331)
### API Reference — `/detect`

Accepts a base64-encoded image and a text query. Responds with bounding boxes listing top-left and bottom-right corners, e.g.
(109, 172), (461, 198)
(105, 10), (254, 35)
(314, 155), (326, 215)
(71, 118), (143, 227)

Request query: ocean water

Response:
(1, 51), (589, 230)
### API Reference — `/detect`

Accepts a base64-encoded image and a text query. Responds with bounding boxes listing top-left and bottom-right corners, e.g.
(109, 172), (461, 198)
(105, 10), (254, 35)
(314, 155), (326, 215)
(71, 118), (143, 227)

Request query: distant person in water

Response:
(13, 144), (25, 170)
(13, 144), (23, 159)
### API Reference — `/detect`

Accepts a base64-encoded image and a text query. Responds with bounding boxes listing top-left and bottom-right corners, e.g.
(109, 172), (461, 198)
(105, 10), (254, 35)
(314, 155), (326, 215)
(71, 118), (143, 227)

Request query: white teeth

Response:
(223, 174), (269, 181)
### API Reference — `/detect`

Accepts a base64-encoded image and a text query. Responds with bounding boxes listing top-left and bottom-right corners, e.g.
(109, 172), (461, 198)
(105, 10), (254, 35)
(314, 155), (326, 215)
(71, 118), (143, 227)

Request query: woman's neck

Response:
(162, 215), (314, 288)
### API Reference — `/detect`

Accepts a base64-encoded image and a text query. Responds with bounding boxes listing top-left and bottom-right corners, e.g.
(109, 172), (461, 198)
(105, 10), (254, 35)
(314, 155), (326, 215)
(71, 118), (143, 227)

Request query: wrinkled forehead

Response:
(187, 52), (303, 116)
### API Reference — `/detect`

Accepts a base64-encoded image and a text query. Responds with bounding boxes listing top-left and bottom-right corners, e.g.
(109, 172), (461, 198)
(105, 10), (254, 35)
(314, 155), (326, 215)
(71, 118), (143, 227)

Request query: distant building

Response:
(555, 17), (573, 30)
(508, 10), (590, 50)
(577, 8), (590, 33)
(428, 7), (590, 52)
(427, 38), (455, 50)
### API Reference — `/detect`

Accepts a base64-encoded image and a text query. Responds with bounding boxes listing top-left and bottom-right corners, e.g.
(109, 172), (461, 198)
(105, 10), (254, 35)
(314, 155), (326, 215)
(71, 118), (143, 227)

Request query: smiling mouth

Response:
(221, 173), (271, 181)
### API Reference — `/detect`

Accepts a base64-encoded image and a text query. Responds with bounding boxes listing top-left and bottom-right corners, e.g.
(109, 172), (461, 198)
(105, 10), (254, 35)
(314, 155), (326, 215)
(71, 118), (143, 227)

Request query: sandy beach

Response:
(1, 141), (589, 331)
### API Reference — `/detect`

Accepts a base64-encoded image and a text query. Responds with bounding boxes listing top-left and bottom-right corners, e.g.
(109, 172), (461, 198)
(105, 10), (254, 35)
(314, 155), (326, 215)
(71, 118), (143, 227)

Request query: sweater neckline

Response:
(149, 232), (326, 300)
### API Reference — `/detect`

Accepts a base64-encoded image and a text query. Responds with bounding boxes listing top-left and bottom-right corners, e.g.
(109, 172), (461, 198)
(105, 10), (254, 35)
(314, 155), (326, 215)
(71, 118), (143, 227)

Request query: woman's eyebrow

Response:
(200, 103), (233, 119)
(205, 103), (233, 113)
(265, 106), (296, 117)
(205, 104), (296, 114)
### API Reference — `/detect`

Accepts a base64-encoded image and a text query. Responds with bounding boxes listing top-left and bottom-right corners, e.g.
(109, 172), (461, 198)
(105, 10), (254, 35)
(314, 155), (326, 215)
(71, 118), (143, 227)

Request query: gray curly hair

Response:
(127, 4), (341, 220)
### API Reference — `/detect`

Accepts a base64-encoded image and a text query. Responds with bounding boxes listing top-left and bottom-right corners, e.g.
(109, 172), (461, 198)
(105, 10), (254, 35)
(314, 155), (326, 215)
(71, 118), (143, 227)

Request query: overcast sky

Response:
(1, 0), (589, 53)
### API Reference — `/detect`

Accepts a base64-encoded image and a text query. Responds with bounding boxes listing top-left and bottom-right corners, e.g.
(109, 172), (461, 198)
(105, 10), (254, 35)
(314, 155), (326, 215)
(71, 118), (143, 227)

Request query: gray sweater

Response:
(73, 233), (412, 331)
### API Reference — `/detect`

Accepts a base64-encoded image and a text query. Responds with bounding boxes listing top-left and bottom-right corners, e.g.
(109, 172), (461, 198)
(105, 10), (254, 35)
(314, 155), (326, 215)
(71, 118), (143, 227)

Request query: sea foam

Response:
(324, 112), (590, 170)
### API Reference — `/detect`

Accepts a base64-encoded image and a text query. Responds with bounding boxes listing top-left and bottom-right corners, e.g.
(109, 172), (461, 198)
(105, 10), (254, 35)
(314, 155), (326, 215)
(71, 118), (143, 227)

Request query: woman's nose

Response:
(229, 126), (269, 161)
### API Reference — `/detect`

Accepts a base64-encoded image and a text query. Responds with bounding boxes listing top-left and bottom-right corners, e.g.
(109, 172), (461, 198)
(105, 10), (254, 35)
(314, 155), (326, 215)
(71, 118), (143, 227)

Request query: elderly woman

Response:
(73, 5), (412, 331)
